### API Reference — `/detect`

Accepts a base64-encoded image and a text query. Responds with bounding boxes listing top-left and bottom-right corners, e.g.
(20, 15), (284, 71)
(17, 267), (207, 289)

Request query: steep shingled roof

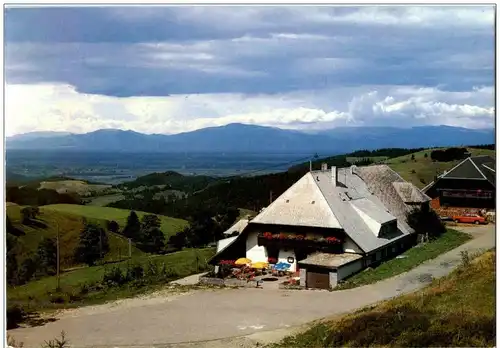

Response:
(250, 165), (424, 253)
(422, 155), (496, 193)
(250, 172), (342, 229)
(222, 219), (249, 236)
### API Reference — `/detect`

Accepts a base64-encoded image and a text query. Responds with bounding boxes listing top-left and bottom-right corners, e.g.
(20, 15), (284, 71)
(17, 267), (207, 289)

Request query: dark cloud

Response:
(4, 6), (494, 97)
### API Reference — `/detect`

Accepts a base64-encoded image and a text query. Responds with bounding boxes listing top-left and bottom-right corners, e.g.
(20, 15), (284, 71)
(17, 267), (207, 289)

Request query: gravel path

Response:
(9, 225), (494, 348)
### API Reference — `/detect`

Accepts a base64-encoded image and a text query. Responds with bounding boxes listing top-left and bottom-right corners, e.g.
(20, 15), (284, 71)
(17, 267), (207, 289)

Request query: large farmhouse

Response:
(423, 155), (495, 210)
(209, 164), (430, 289)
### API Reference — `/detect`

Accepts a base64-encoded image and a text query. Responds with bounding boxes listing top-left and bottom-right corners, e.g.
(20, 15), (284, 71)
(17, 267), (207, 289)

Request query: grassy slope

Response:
(6, 205), (145, 269)
(8, 248), (215, 311)
(86, 194), (125, 206)
(38, 180), (111, 195)
(346, 156), (388, 163)
(41, 204), (188, 239)
(271, 250), (495, 348)
(336, 229), (471, 290)
(385, 148), (495, 188)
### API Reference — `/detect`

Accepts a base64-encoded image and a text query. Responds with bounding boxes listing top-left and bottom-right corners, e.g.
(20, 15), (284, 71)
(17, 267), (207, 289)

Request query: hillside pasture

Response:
(38, 180), (112, 196)
(87, 194), (125, 206)
(6, 205), (145, 270)
(7, 248), (215, 312)
(346, 156), (388, 164)
(41, 204), (188, 239)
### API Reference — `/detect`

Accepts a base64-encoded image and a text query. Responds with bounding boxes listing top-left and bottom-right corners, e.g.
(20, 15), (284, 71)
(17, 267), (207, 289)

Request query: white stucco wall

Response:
(329, 271), (338, 288)
(337, 259), (364, 280)
(278, 249), (297, 272)
(343, 236), (363, 254)
(245, 231), (268, 263)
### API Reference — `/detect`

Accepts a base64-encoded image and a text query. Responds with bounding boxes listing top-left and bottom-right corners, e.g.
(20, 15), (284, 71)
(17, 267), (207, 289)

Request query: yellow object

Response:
(235, 258), (252, 265)
(251, 262), (268, 269)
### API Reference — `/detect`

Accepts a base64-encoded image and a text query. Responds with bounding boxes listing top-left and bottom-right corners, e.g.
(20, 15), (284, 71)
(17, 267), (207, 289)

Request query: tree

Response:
(6, 234), (18, 285)
(407, 204), (446, 242)
(139, 214), (165, 253)
(36, 237), (57, 276)
(141, 226), (166, 253)
(168, 228), (189, 250)
(215, 207), (239, 233)
(411, 154), (415, 161)
(21, 206), (40, 224)
(107, 220), (119, 234)
(17, 256), (38, 284)
(75, 222), (110, 266)
(122, 211), (142, 241)
(424, 153), (428, 158)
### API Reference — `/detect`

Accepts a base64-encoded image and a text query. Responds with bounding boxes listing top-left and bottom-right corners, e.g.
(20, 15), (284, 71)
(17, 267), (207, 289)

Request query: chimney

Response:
(321, 163), (328, 171)
(331, 166), (337, 187)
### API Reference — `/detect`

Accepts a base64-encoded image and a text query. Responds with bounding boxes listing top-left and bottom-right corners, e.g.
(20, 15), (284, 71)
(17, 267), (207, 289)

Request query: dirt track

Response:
(9, 225), (494, 348)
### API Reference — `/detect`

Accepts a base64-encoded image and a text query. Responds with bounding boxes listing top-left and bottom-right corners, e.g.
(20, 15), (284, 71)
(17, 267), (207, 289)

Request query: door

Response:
(306, 271), (330, 289)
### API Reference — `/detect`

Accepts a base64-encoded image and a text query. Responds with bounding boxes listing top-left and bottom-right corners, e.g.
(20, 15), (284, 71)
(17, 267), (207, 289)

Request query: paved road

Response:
(9, 225), (494, 348)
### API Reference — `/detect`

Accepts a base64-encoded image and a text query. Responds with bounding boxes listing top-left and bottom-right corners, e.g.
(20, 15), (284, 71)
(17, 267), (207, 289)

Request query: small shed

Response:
(298, 252), (363, 289)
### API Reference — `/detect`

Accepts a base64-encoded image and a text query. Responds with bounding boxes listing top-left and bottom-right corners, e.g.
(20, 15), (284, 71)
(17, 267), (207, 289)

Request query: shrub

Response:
(42, 331), (69, 348)
(103, 266), (126, 286)
(6, 305), (26, 329)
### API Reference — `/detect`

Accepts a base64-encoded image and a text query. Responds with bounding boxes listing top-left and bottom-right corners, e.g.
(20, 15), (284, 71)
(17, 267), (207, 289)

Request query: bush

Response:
(407, 204), (446, 241)
(7, 305), (26, 329)
(103, 266), (127, 287)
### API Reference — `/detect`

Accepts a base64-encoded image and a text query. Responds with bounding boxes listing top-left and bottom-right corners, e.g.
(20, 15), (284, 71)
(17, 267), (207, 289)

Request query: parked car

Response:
(452, 214), (488, 225)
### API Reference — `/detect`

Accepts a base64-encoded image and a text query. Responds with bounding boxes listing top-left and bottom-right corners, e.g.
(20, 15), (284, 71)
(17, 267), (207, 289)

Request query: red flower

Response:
(219, 260), (236, 265)
(263, 232), (273, 239)
(279, 233), (287, 240)
(268, 257), (277, 264)
(326, 237), (341, 244)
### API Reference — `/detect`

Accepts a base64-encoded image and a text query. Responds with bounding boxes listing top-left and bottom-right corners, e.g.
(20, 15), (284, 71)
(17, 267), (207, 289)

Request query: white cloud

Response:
(163, 6), (494, 31)
(5, 83), (494, 137)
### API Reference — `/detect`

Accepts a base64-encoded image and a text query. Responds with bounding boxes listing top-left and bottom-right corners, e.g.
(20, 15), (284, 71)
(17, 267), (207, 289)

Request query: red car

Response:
(452, 214), (487, 225)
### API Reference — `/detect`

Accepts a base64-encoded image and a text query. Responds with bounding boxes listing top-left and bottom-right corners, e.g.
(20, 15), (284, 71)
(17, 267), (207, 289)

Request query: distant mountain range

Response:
(6, 124), (495, 154)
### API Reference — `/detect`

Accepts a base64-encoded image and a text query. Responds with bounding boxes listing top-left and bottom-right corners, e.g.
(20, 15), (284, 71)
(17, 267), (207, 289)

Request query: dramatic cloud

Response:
(5, 83), (493, 137)
(4, 6), (495, 135)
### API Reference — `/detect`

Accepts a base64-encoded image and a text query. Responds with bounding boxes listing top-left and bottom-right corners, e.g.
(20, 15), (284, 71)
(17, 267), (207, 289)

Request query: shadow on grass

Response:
(24, 312), (58, 328)
(23, 219), (48, 229)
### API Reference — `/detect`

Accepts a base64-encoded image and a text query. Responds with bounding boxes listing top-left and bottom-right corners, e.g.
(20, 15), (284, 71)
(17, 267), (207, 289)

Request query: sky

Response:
(4, 5), (495, 136)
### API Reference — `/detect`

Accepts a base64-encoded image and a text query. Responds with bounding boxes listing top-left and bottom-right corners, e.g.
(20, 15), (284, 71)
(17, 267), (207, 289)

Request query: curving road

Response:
(9, 225), (494, 348)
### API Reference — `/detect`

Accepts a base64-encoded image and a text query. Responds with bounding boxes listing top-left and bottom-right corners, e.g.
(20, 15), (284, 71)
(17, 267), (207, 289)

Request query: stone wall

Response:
(199, 277), (258, 288)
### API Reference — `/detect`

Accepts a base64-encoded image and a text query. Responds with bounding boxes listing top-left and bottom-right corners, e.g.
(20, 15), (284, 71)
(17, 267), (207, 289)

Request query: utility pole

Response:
(269, 191), (273, 205)
(309, 160), (312, 172)
(128, 238), (132, 258)
(100, 228), (103, 261)
(56, 221), (60, 292)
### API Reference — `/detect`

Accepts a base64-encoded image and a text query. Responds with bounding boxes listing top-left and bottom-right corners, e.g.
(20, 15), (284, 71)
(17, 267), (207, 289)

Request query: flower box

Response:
(219, 260), (236, 266)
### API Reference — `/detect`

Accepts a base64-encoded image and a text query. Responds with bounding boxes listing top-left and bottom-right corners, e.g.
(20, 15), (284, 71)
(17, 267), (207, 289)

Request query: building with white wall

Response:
(210, 164), (430, 289)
